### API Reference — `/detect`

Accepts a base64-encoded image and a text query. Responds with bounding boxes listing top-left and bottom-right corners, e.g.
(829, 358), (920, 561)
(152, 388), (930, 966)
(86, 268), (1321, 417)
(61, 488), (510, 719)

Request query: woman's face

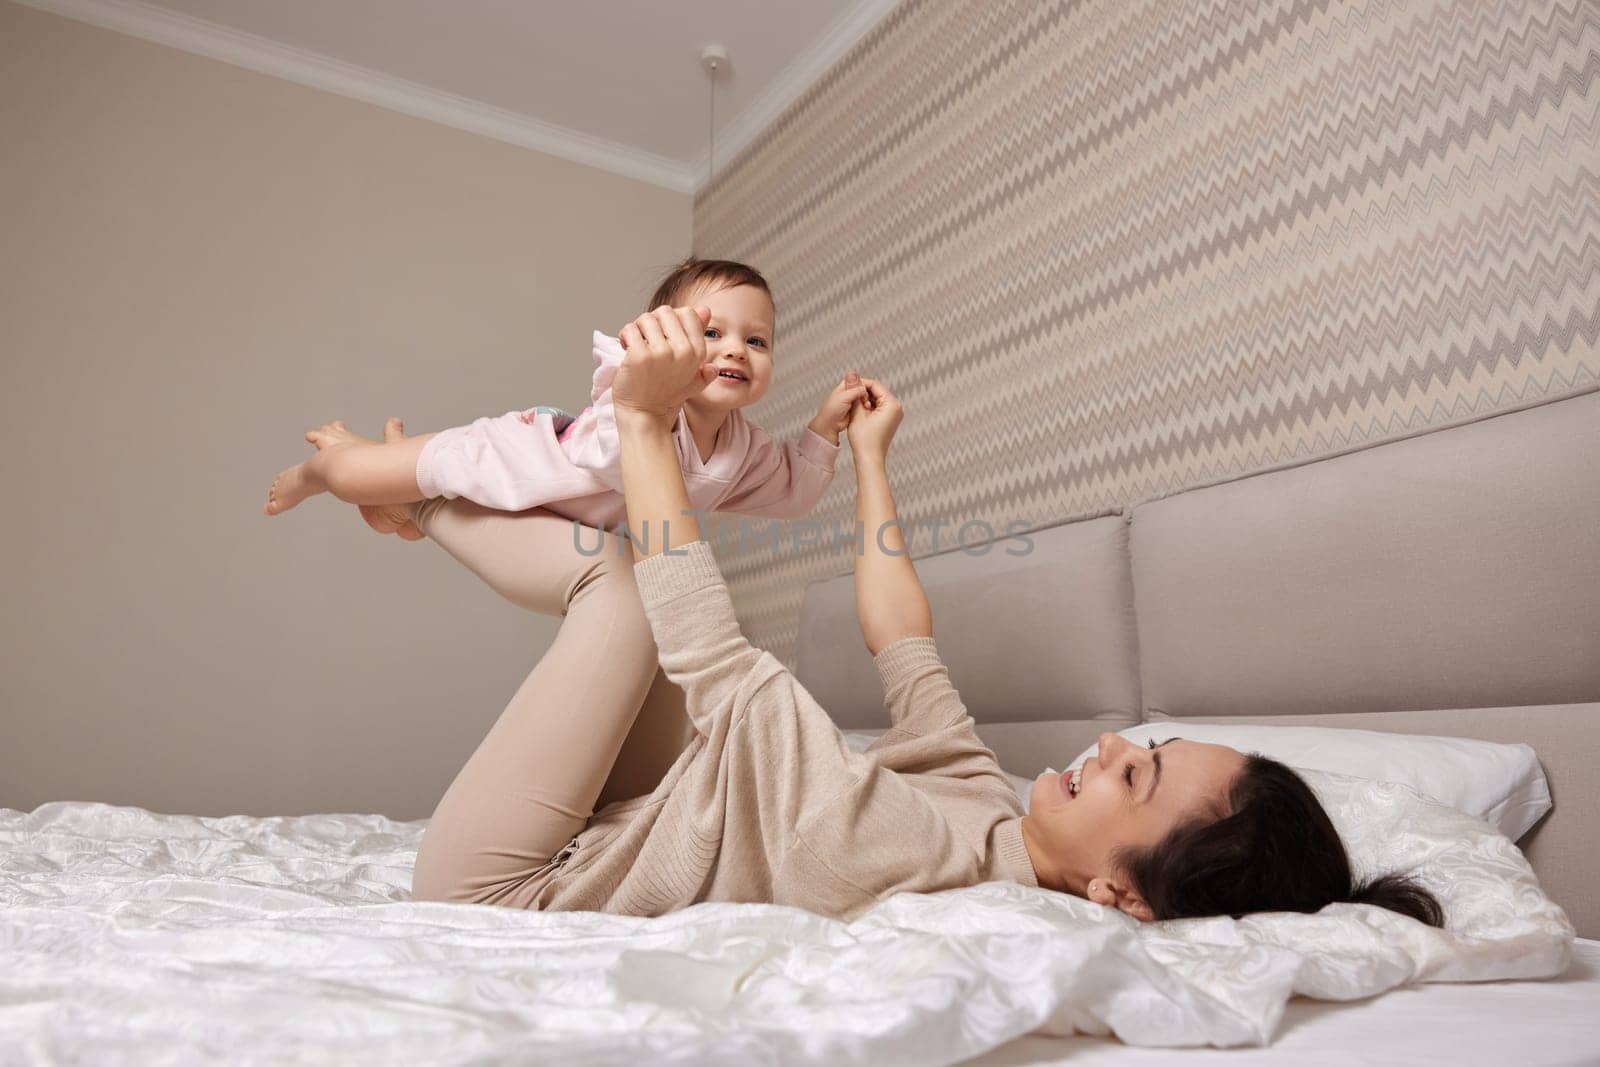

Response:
(678, 282), (775, 415)
(1021, 733), (1246, 920)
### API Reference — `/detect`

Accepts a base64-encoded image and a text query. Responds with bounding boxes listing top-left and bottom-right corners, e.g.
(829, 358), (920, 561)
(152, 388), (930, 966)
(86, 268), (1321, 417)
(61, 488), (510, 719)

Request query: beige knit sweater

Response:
(526, 540), (1039, 920)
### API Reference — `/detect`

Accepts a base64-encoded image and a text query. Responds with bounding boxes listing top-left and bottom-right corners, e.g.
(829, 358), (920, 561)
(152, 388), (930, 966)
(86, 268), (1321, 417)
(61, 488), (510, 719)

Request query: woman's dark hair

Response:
(1118, 754), (1444, 927)
(647, 257), (772, 314)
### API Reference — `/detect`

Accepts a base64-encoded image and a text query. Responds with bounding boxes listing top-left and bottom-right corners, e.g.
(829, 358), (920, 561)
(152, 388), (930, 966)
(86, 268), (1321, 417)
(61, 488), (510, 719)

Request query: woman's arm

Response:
(848, 381), (933, 654)
(611, 304), (720, 560)
(616, 406), (702, 556)
(847, 383), (1011, 781)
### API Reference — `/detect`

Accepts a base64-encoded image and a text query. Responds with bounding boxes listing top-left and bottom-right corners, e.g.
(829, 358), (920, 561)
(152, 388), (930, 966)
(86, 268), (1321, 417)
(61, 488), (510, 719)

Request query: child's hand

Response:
(844, 378), (902, 460)
(613, 305), (718, 429)
(806, 370), (873, 445)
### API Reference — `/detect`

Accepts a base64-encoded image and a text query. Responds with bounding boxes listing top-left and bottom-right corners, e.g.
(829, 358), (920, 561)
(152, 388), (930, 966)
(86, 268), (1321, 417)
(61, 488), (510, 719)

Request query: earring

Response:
(1089, 880), (1099, 896)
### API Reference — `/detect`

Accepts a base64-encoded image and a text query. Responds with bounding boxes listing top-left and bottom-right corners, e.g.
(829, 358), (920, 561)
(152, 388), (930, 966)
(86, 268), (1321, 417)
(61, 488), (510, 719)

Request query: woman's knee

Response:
(566, 533), (652, 612)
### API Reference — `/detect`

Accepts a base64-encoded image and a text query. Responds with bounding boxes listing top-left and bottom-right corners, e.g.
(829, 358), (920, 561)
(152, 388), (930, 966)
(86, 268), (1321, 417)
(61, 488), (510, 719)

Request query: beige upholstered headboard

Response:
(795, 390), (1600, 936)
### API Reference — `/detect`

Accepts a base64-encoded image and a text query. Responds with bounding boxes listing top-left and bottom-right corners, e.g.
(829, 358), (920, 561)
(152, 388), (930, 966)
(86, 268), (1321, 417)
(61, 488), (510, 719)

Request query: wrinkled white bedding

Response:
(974, 938), (1600, 1065)
(0, 773), (1574, 1065)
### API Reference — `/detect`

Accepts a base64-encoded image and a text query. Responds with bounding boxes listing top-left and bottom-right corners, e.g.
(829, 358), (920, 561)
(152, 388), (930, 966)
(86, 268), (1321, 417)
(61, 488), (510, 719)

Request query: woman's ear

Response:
(1088, 876), (1155, 922)
(1120, 893), (1155, 923)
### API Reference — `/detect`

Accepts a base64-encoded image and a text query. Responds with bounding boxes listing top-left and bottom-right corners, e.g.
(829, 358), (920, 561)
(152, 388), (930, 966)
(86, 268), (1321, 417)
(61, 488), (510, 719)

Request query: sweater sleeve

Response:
(714, 425), (840, 519)
(632, 540), (787, 738)
(868, 636), (1019, 790)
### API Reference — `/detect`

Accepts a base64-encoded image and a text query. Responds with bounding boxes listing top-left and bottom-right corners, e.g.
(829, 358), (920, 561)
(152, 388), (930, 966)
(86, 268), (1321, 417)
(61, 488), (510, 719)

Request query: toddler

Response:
(264, 259), (869, 530)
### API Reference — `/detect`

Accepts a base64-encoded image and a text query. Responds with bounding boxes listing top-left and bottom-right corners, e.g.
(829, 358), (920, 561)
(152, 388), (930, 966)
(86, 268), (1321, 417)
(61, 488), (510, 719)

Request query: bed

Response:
(977, 937), (1600, 1066)
(3, 391), (1597, 1064)
(1, 796), (1591, 1065)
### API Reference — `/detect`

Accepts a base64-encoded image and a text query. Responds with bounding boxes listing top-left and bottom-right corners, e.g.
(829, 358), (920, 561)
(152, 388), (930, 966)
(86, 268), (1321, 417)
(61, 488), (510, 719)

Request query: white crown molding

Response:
(693, 0), (901, 194)
(14, 0), (700, 194)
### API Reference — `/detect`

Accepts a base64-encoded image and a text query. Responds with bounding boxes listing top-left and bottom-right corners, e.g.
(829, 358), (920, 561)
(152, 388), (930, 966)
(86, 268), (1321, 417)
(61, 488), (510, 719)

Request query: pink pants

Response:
(406, 497), (688, 906)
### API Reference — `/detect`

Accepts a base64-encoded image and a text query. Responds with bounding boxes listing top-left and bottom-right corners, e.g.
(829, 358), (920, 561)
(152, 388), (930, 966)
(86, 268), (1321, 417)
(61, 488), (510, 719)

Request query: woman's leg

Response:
(407, 498), (668, 906)
(593, 666), (690, 810)
(393, 482), (689, 810)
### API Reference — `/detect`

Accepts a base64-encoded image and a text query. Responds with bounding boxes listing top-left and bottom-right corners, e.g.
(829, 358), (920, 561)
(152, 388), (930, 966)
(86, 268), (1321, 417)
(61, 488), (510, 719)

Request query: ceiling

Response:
(20, 0), (899, 192)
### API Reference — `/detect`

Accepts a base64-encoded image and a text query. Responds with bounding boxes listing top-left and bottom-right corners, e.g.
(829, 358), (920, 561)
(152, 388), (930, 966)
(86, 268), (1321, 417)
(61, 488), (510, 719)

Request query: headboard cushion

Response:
(1130, 394), (1600, 720)
(794, 515), (1140, 731)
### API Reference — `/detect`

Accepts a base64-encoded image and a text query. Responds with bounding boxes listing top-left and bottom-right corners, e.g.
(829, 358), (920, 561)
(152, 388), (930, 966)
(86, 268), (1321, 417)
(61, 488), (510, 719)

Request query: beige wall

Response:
(694, 0), (1600, 667)
(0, 3), (690, 818)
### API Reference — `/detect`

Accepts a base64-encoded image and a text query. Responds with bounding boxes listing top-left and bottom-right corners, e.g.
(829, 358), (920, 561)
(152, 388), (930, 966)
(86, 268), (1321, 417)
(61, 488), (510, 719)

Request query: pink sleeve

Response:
(715, 424), (840, 518)
(587, 331), (626, 402)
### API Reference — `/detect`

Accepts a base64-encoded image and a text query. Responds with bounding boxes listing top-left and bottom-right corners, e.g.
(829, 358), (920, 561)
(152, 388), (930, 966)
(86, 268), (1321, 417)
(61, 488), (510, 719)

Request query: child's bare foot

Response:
(263, 419), (372, 516)
(264, 463), (315, 516)
(359, 417), (425, 540)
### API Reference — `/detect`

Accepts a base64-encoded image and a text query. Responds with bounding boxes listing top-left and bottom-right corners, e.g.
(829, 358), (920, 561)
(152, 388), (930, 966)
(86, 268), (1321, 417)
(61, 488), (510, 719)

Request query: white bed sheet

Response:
(972, 938), (1600, 1066)
(0, 799), (1579, 1065)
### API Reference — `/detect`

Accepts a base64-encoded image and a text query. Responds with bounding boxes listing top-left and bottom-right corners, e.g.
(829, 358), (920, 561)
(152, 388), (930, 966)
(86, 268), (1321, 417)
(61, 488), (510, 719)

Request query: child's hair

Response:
(648, 258), (772, 314)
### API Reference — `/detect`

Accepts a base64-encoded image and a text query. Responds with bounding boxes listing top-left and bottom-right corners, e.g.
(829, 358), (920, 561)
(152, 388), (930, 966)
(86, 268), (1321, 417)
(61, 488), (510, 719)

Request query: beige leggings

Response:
(405, 497), (688, 906)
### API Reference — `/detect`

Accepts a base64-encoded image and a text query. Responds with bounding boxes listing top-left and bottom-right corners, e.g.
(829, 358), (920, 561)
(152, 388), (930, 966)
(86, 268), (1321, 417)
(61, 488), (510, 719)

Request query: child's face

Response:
(679, 282), (775, 416)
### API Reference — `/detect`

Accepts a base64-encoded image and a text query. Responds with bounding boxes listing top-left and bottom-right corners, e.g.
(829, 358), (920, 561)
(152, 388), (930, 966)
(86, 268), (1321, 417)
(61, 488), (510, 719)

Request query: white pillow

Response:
(1280, 768), (1572, 961)
(1062, 723), (1551, 842)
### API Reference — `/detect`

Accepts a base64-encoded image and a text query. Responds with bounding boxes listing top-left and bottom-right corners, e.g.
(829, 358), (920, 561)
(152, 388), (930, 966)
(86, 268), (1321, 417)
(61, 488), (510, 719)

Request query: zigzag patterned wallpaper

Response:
(694, 0), (1600, 666)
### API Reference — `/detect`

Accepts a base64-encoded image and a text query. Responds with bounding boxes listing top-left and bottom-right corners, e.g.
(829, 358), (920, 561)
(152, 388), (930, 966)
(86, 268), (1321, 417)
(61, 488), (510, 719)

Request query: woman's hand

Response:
(845, 378), (903, 460)
(805, 370), (873, 445)
(612, 305), (719, 430)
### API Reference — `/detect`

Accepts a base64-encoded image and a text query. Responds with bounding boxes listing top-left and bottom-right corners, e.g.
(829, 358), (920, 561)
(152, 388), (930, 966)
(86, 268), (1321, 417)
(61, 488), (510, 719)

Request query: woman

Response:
(396, 302), (1441, 927)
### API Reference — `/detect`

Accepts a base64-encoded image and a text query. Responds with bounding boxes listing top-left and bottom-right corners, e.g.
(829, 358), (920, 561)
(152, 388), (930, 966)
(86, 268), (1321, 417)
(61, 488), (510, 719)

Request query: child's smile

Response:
(681, 281), (775, 414)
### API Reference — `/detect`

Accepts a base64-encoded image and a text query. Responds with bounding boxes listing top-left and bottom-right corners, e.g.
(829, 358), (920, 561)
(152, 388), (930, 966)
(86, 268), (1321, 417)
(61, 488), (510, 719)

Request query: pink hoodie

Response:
(414, 331), (839, 528)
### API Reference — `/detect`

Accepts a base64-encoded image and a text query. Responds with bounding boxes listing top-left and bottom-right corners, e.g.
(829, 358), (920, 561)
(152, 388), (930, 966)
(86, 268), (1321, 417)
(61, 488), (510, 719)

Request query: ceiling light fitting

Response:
(700, 44), (729, 185)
